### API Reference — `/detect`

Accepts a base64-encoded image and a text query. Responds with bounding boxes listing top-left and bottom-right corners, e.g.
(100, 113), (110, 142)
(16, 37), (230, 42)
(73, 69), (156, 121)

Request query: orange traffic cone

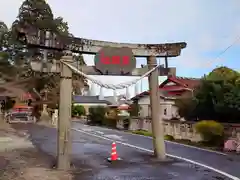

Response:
(107, 142), (121, 162)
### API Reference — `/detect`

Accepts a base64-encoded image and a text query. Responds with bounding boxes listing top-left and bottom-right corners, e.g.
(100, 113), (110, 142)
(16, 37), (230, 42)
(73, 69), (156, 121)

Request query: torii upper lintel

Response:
(17, 27), (187, 57)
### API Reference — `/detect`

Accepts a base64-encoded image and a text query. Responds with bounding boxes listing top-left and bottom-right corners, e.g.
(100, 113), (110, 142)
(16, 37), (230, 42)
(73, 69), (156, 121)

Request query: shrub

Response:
(72, 105), (86, 116)
(105, 108), (118, 120)
(132, 130), (152, 137)
(164, 135), (174, 141)
(104, 108), (119, 128)
(103, 118), (117, 128)
(194, 120), (224, 146)
(88, 106), (106, 125)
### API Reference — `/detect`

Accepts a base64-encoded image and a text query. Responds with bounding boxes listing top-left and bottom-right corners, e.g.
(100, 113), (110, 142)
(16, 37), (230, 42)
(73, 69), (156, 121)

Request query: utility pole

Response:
(147, 56), (166, 160)
(57, 53), (72, 170)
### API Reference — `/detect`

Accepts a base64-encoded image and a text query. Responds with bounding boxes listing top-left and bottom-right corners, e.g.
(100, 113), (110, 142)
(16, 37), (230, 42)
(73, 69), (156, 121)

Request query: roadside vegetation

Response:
(131, 120), (225, 151)
(0, 0), (87, 122)
(87, 106), (119, 128)
(72, 105), (86, 117)
(176, 67), (240, 123)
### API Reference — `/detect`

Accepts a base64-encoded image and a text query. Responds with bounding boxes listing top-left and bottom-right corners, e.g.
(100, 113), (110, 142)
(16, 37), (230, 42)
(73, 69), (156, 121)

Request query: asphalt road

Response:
(12, 123), (239, 180)
(72, 122), (240, 179)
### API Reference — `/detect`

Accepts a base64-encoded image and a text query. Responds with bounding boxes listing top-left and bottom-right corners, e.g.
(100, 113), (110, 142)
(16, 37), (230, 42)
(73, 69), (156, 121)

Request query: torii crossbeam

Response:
(17, 26), (186, 57)
(16, 26), (186, 76)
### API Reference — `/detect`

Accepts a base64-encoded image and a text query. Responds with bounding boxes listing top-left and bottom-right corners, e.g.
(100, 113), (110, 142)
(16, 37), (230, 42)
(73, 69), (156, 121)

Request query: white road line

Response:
(129, 131), (228, 156)
(72, 128), (240, 180)
(95, 131), (105, 135)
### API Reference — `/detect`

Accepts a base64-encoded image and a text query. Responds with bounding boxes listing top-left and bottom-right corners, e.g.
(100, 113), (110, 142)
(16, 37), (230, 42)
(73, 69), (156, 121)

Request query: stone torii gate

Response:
(17, 27), (186, 170)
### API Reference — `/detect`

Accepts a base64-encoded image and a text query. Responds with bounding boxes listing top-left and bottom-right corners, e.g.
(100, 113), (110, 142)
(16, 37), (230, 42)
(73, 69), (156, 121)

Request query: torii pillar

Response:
(57, 53), (73, 170)
(147, 56), (166, 160)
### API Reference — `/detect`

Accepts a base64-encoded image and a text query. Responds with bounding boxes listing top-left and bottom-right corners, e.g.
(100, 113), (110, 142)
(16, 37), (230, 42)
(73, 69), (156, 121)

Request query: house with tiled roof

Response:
(131, 76), (201, 120)
(73, 95), (111, 115)
(73, 94), (132, 115)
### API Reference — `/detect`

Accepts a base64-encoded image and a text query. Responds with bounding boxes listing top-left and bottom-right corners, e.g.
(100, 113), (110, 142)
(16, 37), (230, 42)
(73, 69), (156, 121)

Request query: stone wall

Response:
(117, 117), (240, 143)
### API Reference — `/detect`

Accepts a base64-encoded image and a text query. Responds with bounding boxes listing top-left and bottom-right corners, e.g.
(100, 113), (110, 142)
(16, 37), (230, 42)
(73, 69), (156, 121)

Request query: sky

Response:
(1, 0), (240, 97)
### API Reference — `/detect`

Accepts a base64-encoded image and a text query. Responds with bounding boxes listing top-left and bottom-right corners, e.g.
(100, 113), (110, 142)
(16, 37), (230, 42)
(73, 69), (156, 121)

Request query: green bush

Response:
(132, 130), (152, 137)
(72, 105), (86, 116)
(88, 106), (106, 125)
(194, 120), (224, 146)
(164, 135), (174, 141)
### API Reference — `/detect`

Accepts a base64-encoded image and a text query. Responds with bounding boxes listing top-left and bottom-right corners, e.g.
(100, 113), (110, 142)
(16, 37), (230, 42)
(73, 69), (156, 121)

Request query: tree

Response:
(178, 66), (240, 122)
(0, 21), (9, 50)
(72, 105), (86, 117)
(0, 21), (17, 78)
(54, 17), (69, 36)
(207, 66), (239, 83)
(11, 0), (87, 102)
(129, 101), (140, 116)
(88, 106), (106, 125)
(175, 97), (197, 120)
(0, 0), (88, 105)
(17, 0), (54, 30)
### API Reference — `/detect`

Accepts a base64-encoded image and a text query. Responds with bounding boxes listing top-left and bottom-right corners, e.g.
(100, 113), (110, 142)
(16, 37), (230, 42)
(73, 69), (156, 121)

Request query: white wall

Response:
(137, 96), (179, 120)
(138, 95), (165, 105)
(159, 101), (179, 120)
(138, 96), (150, 105)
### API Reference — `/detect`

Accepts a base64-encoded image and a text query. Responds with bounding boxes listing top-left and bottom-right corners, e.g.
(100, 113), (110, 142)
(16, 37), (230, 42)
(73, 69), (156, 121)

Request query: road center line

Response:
(72, 128), (240, 180)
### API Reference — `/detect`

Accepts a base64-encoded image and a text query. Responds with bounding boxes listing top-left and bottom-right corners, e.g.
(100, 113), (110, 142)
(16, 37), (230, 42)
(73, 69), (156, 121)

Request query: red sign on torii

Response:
(94, 46), (136, 75)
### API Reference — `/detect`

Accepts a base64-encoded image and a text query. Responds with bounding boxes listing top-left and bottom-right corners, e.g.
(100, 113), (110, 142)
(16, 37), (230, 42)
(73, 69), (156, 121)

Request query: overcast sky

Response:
(1, 0), (239, 97)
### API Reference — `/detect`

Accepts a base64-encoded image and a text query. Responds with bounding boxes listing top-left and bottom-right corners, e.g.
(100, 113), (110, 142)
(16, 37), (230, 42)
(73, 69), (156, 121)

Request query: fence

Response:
(117, 117), (240, 142)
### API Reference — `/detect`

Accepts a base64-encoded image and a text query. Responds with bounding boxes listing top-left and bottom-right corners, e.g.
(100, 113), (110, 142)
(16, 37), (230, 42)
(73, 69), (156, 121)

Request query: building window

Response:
(164, 108), (167, 115)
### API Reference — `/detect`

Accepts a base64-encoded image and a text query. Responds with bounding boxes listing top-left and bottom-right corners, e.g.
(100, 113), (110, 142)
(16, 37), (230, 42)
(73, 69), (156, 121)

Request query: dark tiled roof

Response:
(73, 95), (111, 105)
(104, 95), (132, 105)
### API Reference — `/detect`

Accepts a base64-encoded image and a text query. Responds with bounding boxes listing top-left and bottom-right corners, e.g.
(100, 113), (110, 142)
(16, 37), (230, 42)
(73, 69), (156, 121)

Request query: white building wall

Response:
(137, 96), (179, 119)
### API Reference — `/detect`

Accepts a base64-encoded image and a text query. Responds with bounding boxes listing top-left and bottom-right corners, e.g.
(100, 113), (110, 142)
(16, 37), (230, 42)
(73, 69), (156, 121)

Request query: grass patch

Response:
(173, 139), (223, 151)
(132, 130), (152, 137)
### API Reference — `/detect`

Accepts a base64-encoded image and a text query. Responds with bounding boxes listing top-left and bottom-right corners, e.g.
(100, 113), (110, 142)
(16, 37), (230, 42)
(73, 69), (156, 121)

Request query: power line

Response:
(202, 35), (240, 68)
